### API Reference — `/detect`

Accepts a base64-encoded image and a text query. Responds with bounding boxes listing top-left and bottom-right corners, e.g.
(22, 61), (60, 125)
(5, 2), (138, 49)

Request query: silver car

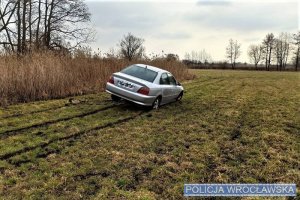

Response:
(106, 64), (184, 109)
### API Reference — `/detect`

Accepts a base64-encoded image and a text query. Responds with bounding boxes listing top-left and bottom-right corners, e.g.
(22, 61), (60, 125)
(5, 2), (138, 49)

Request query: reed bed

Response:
(0, 52), (193, 105)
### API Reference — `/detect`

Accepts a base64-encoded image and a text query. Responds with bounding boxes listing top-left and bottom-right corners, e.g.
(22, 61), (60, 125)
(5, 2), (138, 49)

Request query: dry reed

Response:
(0, 52), (193, 105)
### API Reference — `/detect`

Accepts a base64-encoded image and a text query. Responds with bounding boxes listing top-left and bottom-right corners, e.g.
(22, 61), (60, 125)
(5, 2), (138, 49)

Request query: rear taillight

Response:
(137, 87), (150, 95)
(108, 76), (114, 84)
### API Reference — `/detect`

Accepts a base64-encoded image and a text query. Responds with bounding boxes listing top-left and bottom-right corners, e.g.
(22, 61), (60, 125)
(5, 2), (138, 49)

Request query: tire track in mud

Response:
(0, 110), (146, 161)
(1, 104), (69, 120)
(0, 104), (116, 139)
(0, 99), (112, 120)
(212, 84), (260, 181)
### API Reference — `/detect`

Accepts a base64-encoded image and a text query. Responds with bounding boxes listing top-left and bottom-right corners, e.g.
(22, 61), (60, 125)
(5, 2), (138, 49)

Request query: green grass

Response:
(0, 70), (299, 199)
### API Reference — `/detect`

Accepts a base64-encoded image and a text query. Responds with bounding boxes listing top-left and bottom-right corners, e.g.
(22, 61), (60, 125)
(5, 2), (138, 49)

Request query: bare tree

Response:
(45, 0), (92, 49)
(292, 31), (300, 71)
(0, 0), (92, 54)
(0, 0), (18, 51)
(191, 50), (198, 64)
(105, 47), (119, 59)
(248, 44), (263, 70)
(226, 39), (241, 69)
(119, 33), (145, 61)
(274, 33), (291, 71)
(184, 52), (191, 61)
(184, 49), (212, 64)
(262, 33), (275, 71)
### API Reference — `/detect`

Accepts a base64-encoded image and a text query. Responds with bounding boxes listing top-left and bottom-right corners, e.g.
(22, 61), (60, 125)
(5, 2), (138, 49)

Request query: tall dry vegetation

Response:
(0, 52), (193, 105)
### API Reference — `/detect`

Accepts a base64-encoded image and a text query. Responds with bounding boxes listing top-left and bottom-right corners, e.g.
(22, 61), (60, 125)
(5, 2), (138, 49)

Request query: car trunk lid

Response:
(112, 72), (150, 93)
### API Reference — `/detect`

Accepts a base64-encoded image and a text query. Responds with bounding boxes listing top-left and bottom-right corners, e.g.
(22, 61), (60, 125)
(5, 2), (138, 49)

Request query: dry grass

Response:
(0, 52), (193, 105)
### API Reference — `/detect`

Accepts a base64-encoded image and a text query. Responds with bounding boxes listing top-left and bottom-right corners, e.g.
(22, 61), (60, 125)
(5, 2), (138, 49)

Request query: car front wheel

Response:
(176, 92), (183, 101)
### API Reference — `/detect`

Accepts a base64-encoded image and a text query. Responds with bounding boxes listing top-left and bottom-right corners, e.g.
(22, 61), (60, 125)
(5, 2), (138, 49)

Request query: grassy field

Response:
(0, 70), (299, 199)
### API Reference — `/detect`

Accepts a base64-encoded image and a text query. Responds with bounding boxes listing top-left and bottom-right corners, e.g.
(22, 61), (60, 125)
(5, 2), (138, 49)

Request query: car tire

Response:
(176, 92), (183, 101)
(152, 97), (161, 109)
(111, 94), (121, 102)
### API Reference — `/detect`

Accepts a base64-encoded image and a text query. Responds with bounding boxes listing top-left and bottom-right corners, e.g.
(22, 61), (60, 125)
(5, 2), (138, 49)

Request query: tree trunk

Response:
(296, 48), (299, 71)
(29, 0), (32, 49)
(17, 0), (22, 54)
(44, 0), (49, 47)
(284, 44), (289, 70)
(0, 11), (14, 51)
(46, 0), (55, 48)
(265, 47), (268, 71)
(268, 47), (272, 71)
(36, 0), (42, 49)
(22, 0), (27, 53)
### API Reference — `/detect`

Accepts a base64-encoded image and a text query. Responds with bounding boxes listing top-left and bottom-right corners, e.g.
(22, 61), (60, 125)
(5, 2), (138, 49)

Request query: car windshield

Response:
(121, 65), (158, 83)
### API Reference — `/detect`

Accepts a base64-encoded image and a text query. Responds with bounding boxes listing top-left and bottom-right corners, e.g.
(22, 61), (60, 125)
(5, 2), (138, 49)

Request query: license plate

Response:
(118, 80), (134, 89)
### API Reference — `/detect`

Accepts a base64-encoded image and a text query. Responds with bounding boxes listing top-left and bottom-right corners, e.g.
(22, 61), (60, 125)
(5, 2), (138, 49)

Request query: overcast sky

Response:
(86, 0), (299, 62)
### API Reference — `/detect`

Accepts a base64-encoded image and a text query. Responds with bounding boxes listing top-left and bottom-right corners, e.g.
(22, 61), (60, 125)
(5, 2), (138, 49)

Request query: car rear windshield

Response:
(121, 65), (158, 83)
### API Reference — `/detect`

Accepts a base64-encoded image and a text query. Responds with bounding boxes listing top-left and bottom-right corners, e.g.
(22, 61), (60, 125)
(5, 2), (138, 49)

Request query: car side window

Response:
(167, 73), (176, 85)
(160, 73), (170, 85)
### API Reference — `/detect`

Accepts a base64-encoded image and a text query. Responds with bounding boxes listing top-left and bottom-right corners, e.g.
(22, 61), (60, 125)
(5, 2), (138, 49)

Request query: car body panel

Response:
(106, 64), (184, 107)
(106, 83), (156, 106)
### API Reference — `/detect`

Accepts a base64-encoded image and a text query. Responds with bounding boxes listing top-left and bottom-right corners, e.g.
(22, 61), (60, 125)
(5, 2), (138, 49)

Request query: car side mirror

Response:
(177, 81), (181, 86)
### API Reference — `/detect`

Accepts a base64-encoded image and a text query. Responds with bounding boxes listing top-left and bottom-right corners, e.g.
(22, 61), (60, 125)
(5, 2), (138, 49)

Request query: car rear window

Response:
(121, 65), (158, 83)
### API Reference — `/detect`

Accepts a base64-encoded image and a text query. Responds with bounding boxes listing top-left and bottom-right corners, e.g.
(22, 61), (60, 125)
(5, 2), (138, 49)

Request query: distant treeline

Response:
(184, 62), (297, 71)
(184, 32), (300, 71)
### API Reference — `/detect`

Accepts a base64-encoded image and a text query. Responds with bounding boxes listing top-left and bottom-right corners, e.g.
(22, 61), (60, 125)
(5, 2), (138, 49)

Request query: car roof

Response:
(135, 64), (168, 73)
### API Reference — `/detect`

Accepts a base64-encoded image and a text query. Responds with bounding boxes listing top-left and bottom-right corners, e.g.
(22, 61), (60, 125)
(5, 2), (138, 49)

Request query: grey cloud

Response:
(197, 0), (232, 6)
(85, 1), (298, 61)
(87, 2), (164, 32)
(87, 1), (192, 43)
(188, 2), (297, 32)
(153, 32), (191, 40)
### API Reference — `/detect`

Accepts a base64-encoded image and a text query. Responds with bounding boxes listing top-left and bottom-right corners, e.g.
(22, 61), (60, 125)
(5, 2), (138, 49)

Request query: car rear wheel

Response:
(152, 97), (161, 109)
(111, 94), (121, 102)
(176, 92), (183, 101)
